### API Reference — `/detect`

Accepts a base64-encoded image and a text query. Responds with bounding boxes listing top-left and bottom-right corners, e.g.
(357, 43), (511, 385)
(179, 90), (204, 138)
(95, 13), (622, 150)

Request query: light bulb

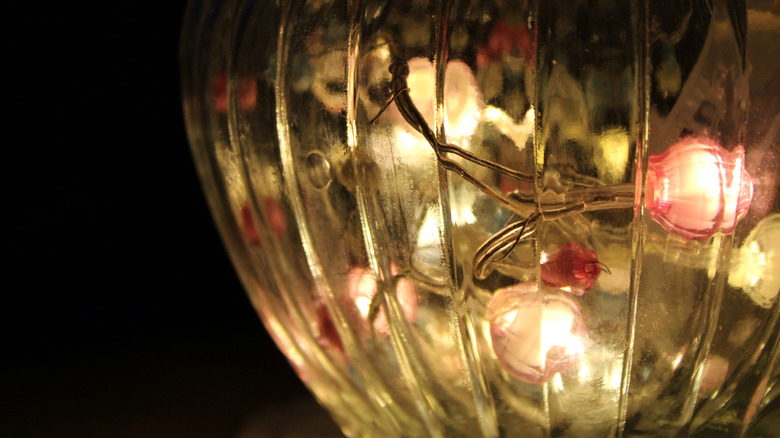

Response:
(214, 72), (257, 113)
(345, 265), (418, 336)
(729, 214), (780, 308)
(238, 197), (287, 246)
(541, 243), (602, 294)
(645, 137), (753, 241)
(487, 283), (587, 384)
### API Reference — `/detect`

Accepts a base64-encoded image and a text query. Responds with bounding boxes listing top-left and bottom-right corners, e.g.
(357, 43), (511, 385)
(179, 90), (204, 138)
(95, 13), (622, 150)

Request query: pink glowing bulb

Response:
(345, 265), (418, 336)
(541, 243), (601, 294)
(238, 198), (287, 246)
(487, 283), (587, 384)
(646, 138), (753, 241)
(214, 72), (257, 113)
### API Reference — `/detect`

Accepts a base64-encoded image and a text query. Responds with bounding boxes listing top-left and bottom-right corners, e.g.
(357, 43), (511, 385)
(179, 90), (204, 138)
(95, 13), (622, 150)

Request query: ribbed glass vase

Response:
(180, 0), (779, 436)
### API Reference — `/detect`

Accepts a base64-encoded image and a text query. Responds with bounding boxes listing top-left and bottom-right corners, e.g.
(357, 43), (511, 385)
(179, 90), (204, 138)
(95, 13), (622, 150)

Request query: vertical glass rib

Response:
(534, 1), (640, 435)
(678, 238), (733, 423)
(617, 1), (649, 435)
(532, 3), (550, 434)
(346, 2), (444, 436)
(434, 1), (498, 436)
(271, 0), (417, 434)
(353, 184), (445, 438)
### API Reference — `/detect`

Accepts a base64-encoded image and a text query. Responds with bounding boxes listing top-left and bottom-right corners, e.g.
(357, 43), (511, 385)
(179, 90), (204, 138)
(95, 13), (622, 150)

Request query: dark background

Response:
(5, 2), (333, 437)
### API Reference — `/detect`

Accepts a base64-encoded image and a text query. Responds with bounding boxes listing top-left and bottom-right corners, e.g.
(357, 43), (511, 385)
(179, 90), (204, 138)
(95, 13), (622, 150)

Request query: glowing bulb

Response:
(345, 265), (418, 336)
(238, 197), (287, 246)
(487, 283), (587, 384)
(698, 355), (729, 399)
(214, 72), (257, 113)
(729, 214), (780, 308)
(380, 57), (482, 141)
(645, 137), (753, 241)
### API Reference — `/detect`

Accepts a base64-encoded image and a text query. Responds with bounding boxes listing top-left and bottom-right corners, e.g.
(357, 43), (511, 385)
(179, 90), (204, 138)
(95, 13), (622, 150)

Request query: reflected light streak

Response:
(483, 106), (534, 153)
(578, 362), (591, 381)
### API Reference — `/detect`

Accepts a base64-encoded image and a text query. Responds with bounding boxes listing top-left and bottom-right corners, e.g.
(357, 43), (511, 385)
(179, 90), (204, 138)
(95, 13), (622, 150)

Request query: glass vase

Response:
(180, 0), (779, 436)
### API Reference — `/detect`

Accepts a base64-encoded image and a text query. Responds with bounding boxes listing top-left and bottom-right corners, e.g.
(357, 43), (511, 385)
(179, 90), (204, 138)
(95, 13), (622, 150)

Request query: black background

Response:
(5, 2), (328, 436)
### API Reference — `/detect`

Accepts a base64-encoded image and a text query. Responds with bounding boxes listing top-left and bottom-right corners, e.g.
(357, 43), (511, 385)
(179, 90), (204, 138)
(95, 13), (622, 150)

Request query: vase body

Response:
(180, 0), (780, 436)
